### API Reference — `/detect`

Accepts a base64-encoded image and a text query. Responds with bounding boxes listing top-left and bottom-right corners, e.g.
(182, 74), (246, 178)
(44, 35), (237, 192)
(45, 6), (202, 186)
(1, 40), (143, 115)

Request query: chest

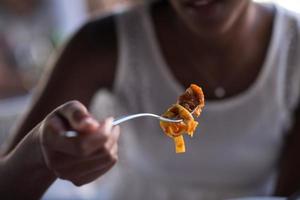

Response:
(150, 8), (272, 100)
(158, 43), (264, 100)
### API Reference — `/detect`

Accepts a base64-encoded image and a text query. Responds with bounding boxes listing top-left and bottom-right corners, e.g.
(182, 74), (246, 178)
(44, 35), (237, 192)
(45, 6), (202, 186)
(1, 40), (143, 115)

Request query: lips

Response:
(184, 0), (216, 8)
(182, 0), (221, 19)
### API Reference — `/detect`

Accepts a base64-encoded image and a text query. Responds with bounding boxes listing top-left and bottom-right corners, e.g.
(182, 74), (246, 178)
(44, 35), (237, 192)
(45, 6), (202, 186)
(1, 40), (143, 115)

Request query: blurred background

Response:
(0, 0), (299, 144)
(257, 0), (300, 12)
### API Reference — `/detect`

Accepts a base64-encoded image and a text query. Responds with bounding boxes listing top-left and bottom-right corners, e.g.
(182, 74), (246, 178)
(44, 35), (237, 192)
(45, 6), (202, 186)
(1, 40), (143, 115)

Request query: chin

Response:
(170, 0), (251, 37)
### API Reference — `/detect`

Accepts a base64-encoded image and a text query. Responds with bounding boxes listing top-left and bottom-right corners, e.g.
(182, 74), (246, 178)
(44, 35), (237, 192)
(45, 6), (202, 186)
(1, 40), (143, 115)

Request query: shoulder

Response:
(63, 14), (117, 56)
(51, 14), (119, 89)
(79, 14), (117, 47)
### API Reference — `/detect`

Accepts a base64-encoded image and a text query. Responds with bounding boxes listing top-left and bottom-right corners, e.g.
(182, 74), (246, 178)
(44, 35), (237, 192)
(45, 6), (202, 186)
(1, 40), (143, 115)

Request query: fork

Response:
(63, 113), (182, 138)
(112, 113), (183, 126)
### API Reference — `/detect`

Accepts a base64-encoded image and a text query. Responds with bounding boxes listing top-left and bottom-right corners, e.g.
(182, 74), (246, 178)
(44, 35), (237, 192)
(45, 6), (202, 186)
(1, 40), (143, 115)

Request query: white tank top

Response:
(44, 3), (300, 200)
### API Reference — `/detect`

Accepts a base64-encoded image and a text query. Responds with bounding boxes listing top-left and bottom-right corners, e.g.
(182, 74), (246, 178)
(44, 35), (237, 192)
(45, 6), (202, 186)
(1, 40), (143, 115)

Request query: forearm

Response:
(0, 129), (56, 199)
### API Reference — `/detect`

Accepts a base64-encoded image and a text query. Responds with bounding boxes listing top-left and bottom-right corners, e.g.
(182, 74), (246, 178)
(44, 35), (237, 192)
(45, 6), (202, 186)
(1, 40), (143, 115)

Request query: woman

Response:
(1, 0), (300, 199)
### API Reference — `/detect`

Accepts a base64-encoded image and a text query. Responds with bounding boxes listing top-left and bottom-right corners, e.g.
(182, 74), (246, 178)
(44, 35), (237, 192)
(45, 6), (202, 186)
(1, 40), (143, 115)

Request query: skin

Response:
(0, 0), (299, 198)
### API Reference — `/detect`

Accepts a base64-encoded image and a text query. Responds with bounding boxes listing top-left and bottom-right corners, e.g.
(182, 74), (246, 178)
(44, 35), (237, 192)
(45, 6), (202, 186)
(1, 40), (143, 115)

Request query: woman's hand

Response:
(39, 100), (120, 186)
(0, 100), (120, 199)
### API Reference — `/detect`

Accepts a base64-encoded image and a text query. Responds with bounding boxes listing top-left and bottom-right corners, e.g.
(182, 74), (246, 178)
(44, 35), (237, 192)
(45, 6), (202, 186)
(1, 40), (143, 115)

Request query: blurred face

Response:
(168, 0), (251, 36)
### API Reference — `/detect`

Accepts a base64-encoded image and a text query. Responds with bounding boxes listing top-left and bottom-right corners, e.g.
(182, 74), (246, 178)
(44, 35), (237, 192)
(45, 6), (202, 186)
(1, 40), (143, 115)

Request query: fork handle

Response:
(112, 113), (160, 126)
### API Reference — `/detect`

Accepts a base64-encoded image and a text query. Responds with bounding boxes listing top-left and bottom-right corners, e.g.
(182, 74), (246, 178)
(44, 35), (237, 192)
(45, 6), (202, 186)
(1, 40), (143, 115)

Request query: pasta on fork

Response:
(160, 84), (205, 153)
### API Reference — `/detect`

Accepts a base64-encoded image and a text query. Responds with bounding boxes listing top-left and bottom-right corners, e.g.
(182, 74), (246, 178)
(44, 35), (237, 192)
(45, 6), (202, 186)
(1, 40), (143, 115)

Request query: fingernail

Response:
(107, 117), (114, 123)
(81, 117), (99, 128)
(98, 117), (114, 129)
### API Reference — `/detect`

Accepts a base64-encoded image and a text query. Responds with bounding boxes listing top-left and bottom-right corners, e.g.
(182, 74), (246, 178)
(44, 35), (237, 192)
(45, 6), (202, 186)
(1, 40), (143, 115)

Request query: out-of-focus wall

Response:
(51, 0), (88, 42)
(255, 0), (300, 13)
(0, 0), (89, 145)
